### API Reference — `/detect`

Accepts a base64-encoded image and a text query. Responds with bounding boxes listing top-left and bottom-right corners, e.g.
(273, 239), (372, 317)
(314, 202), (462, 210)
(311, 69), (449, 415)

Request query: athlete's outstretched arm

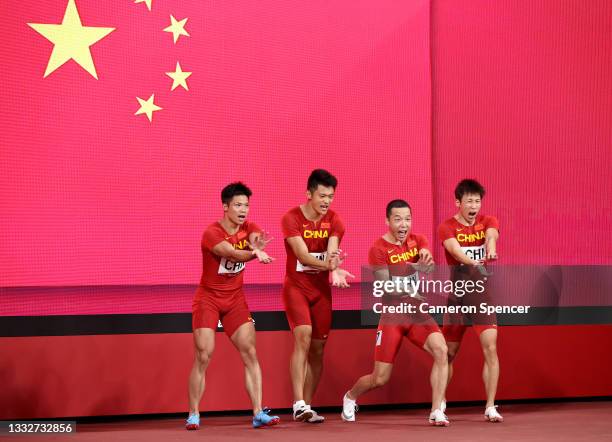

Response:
(485, 228), (499, 260)
(211, 240), (258, 263)
(286, 236), (339, 271)
(442, 238), (482, 265)
(372, 268), (391, 282)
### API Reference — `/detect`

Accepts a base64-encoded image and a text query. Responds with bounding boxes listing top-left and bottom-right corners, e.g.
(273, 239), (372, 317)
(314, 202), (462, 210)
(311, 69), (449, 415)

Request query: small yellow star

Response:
(163, 15), (189, 44)
(134, 0), (153, 12)
(166, 62), (192, 91)
(135, 94), (162, 122)
(28, 0), (115, 79)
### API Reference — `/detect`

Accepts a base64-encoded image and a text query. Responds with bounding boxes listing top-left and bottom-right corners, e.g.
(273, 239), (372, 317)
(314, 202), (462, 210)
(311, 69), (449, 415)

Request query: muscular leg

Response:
(230, 321), (263, 415)
(446, 340), (461, 388)
(479, 328), (499, 408)
(188, 328), (215, 415)
(290, 325), (312, 402)
(423, 332), (448, 411)
(347, 361), (393, 399)
(303, 338), (326, 405)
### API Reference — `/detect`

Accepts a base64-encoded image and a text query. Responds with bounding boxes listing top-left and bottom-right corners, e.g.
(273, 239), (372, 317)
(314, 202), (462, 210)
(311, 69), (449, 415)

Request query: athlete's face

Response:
(223, 195), (249, 225)
(386, 207), (412, 242)
(456, 193), (482, 224)
(307, 185), (335, 216)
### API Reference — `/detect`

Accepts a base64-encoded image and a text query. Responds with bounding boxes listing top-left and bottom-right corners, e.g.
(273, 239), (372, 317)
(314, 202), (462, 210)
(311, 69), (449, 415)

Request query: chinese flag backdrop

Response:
(0, 0), (433, 289)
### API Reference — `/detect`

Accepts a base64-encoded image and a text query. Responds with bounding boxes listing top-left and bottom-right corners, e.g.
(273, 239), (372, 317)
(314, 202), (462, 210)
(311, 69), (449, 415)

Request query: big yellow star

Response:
(134, 0), (152, 12)
(166, 62), (192, 91)
(163, 15), (189, 44)
(135, 94), (162, 122)
(28, 0), (115, 79)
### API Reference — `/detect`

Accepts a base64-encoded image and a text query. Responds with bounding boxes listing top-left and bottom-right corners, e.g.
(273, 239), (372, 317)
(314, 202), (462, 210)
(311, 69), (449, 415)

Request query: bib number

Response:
(296, 252), (327, 273)
(461, 245), (486, 261)
(218, 257), (246, 274)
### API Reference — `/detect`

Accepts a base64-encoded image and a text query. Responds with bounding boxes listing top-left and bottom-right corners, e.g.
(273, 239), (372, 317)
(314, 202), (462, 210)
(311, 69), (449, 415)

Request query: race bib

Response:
(218, 257), (246, 274)
(296, 252), (327, 273)
(461, 245), (486, 261)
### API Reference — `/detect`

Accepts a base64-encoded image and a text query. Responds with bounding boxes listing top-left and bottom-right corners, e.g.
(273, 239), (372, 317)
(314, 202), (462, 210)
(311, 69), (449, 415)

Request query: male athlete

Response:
(342, 199), (450, 426)
(438, 179), (503, 422)
(186, 182), (280, 430)
(282, 169), (353, 423)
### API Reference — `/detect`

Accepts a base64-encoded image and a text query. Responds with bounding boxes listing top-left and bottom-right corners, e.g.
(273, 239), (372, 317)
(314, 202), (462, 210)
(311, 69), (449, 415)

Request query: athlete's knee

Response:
(196, 348), (213, 367)
(482, 342), (497, 358)
(294, 332), (312, 351)
(447, 346), (459, 362)
(372, 372), (390, 388)
(240, 344), (258, 363)
(431, 343), (448, 363)
(308, 342), (325, 360)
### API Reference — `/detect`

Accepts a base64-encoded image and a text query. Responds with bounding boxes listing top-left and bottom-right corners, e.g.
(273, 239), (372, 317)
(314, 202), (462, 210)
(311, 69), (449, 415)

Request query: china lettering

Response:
(303, 229), (329, 239)
(389, 248), (419, 263)
(456, 231), (485, 243)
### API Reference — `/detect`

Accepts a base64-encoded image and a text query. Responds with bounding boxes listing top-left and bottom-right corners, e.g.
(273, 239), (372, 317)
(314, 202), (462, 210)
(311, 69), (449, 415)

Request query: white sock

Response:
(293, 400), (306, 411)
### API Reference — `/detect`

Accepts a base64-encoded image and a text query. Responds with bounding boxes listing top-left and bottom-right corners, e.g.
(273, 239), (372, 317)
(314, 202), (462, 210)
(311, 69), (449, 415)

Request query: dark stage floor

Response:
(15, 400), (612, 442)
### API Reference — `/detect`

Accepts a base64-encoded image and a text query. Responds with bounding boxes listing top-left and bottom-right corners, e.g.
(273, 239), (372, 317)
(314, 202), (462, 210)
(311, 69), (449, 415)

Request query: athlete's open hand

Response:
(250, 231), (273, 251)
(253, 249), (274, 264)
(331, 268), (355, 288)
(412, 249), (435, 273)
(486, 249), (498, 261)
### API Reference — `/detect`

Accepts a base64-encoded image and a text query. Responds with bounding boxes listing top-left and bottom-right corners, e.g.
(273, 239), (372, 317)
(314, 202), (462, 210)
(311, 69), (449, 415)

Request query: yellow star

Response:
(163, 15), (189, 44)
(166, 62), (192, 91)
(135, 94), (162, 122)
(28, 0), (115, 79)
(134, 0), (153, 11)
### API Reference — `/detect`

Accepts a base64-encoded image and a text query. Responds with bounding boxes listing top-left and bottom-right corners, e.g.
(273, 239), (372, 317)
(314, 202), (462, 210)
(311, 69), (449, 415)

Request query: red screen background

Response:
(1, 0), (610, 300)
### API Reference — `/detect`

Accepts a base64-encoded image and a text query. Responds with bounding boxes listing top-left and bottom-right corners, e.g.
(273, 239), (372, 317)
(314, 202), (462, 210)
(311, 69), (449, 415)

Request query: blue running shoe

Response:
(252, 408), (280, 428)
(185, 413), (200, 430)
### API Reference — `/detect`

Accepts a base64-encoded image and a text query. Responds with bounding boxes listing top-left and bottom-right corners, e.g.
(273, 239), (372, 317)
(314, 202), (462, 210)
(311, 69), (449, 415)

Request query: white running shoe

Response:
(305, 406), (325, 423)
(293, 400), (313, 422)
(428, 408), (450, 427)
(341, 392), (357, 422)
(440, 399), (447, 413)
(484, 405), (504, 422)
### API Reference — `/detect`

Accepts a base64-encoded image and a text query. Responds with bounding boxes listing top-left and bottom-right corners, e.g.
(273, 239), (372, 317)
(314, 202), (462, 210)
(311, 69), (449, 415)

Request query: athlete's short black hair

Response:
(386, 199), (412, 218)
(221, 182), (252, 205)
(307, 169), (337, 192)
(455, 179), (485, 200)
